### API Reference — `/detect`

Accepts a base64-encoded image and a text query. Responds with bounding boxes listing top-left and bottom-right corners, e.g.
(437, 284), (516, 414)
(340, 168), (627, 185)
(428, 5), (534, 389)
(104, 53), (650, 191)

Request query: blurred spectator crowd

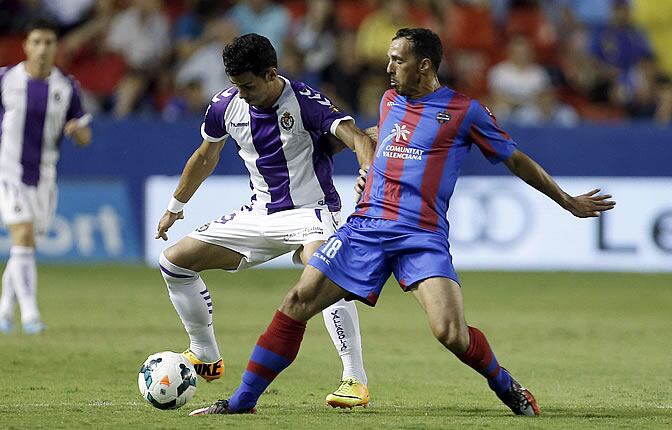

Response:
(2, 0), (672, 126)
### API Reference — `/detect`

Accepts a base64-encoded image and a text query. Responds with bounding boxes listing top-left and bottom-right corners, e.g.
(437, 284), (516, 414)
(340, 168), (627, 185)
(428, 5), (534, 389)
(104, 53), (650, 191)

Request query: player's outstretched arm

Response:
(503, 149), (616, 218)
(156, 139), (225, 240)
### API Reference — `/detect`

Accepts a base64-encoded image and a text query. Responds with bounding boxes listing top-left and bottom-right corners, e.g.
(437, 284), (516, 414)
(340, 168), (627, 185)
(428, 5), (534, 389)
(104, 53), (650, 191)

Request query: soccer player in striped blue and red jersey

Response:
(190, 28), (615, 417)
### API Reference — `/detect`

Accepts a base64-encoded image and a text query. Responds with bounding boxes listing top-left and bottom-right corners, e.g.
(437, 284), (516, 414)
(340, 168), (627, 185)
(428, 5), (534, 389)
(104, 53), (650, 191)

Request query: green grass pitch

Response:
(1, 266), (671, 429)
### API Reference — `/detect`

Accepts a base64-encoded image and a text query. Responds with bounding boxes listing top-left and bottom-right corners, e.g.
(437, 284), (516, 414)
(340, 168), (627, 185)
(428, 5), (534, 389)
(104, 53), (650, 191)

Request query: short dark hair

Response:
(25, 17), (60, 37)
(393, 28), (443, 72)
(222, 33), (278, 77)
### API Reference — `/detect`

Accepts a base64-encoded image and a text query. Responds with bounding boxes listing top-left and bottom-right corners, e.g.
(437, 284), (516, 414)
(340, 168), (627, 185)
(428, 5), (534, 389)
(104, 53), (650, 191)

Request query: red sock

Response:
(457, 326), (511, 394)
(256, 310), (307, 362)
(229, 310), (307, 411)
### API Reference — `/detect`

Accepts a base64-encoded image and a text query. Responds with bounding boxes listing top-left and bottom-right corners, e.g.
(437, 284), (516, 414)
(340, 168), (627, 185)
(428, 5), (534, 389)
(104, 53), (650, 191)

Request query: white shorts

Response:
(188, 206), (341, 270)
(0, 178), (57, 235)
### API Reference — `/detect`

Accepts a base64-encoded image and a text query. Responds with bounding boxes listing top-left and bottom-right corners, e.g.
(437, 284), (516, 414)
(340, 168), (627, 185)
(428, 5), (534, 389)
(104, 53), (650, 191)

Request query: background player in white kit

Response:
(155, 33), (374, 408)
(0, 18), (92, 334)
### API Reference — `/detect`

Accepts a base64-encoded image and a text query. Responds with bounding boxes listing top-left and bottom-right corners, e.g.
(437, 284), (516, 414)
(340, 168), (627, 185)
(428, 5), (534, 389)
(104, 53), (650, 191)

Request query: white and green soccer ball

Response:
(138, 351), (197, 410)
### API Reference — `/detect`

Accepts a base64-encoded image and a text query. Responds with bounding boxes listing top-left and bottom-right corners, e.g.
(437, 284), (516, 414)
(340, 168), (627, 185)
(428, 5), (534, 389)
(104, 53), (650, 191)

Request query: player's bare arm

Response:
(333, 120), (375, 171)
(503, 149), (616, 217)
(351, 126), (378, 198)
(334, 121), (375, 201)
(363, 126), (378, 143)
(156, 139), (225, 240)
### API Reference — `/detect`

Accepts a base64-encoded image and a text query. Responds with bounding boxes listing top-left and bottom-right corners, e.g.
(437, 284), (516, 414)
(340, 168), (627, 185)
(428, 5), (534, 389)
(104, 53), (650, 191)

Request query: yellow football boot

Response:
(325, 378), (370, 408)
(182, 349), (224, 382)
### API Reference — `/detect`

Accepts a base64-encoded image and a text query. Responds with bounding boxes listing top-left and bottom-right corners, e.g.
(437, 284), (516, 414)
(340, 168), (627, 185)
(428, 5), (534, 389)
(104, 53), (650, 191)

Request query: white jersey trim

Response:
(200, 123), (228, 142)
(330, 116), (354, 136)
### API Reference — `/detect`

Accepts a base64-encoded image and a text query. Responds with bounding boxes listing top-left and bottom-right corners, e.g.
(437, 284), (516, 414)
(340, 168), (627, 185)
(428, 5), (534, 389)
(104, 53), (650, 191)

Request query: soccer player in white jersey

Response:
(0, 18), (92, 335)
(155, 33), (374, 408)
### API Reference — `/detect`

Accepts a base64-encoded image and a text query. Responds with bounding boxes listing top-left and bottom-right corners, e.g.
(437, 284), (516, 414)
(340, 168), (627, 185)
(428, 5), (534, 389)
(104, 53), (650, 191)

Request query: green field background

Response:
(1, 266), (671, 429)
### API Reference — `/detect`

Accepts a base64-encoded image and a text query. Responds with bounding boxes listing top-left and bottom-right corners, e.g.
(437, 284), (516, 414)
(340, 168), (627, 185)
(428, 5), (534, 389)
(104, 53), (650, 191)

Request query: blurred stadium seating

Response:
(0, 0), (669, 124)
(1, 1), (670, 270)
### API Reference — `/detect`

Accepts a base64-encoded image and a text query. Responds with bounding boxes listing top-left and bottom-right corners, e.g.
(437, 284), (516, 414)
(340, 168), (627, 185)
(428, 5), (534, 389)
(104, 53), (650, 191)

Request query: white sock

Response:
(0, 260), (17, 320)
(7, 246), (40, 324)
(160, 252), (221, 362)
(322, 299), (368, 385)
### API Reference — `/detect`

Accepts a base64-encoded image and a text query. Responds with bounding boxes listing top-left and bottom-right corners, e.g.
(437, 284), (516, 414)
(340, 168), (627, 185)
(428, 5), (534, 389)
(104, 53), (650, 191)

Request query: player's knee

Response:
(279, 285), (314, 322)
(431, 320), (469, 352)
(161, 246), (181, 267)
(159, 250), (199, 285)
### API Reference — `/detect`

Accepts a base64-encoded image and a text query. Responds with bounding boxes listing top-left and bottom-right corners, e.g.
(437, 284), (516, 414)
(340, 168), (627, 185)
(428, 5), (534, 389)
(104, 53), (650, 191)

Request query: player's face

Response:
(24, 29), (58, 69)
(386, 38), (421, 96)
(229, 70), (275, 107)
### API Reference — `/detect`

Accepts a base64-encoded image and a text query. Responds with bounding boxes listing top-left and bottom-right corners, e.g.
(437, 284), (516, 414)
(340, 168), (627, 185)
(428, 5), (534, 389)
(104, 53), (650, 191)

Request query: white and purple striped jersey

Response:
(0, 62), (87, 186)
(200, 76), (353, 214)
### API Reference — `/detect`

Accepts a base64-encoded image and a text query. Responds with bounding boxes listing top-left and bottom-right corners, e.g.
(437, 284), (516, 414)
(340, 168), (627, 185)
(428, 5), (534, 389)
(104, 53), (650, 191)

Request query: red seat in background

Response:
(68, 52), (127, 97)
(0, 35), (25, 67)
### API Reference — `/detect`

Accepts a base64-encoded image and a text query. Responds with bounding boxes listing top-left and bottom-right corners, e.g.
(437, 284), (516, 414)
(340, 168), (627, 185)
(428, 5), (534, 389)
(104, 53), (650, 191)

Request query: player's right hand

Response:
(156, 210), (184, 241)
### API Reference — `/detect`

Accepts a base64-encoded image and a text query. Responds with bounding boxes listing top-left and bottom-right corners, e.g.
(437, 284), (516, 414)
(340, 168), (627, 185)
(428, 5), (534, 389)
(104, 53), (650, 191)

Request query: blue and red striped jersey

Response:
(354, 87), (517, 235)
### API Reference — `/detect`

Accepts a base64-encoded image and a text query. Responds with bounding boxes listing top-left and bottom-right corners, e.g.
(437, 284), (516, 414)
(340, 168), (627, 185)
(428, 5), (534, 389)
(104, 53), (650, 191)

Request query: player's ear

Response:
(419, 58), (431, 73)
(265, 67), (277, 82)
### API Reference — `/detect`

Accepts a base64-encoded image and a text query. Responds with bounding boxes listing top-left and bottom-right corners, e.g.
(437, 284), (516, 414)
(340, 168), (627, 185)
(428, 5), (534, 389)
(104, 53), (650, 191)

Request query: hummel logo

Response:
(231, 122), (249, 127)
(387, 101), (397, 106)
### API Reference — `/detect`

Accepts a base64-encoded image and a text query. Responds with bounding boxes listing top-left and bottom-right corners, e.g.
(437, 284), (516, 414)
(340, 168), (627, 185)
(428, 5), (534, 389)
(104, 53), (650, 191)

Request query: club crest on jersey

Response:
(436, 111), (451, 123)
(280, 112), (295, 131)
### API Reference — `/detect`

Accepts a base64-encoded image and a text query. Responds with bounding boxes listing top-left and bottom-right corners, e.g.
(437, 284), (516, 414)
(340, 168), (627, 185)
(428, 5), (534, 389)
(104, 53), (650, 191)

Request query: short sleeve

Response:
(200, 88), (236, 142)
(468, 103), (517, 164)
(66, 77), (86, 121)
(292, 82), (353, 136)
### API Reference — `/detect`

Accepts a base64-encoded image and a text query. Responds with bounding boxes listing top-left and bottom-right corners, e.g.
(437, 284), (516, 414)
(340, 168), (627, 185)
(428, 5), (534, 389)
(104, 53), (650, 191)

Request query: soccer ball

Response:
(138, 351), (197, 410)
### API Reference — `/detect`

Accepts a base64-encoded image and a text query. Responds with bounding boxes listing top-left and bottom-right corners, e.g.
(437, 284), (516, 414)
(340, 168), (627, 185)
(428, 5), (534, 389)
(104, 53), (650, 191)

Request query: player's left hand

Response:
(566, 189), (616, 218)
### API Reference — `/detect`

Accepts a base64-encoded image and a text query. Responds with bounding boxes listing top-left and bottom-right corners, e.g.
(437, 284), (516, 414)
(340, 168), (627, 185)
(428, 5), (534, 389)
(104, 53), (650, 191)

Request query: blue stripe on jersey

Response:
(21, 79), (49, 186)
(431, 100), (479, 232)
(398, 92), (457, 226)
(249, 108), (294, 214)
(436, 100), (479, 218)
